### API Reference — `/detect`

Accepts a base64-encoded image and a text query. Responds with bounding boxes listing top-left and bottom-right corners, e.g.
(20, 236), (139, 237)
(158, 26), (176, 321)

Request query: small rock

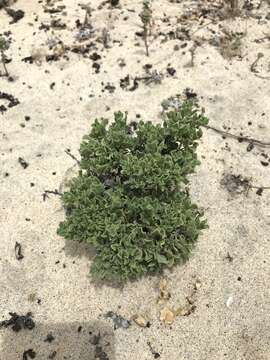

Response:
(226, 296), (233, 307)
(105, 311), (130, 330)
(160, 307), (174, 325)
(133, 315), (149, 328)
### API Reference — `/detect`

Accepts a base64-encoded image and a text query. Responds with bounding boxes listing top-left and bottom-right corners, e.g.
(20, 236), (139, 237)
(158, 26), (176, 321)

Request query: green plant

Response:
(57, 101), (208, 281)
(0, 36), (9, 77)
(139, 0), (152, 56)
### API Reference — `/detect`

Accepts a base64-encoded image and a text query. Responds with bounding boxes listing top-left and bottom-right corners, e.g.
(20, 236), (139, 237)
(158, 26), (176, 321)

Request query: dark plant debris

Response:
(221, 174), (250, 195)
(23, 349), (36, 360)
(0, 312), (35, 332)
(91, 332), (110, 360)
(105, 311), (131, 330)
(0, 91), (19, 114)
(5, 7), (25, 24)
(48, 351), (57, 359)
(42, 189), (62, 202)
(147, 341), (161, 359)
(44, 332), (55, 343)
(18, 157), (29, 169)
(15, 241), (24, 260)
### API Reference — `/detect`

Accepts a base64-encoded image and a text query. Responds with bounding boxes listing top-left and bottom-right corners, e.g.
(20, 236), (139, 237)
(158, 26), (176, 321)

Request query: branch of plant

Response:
(203, 124), (270, 148)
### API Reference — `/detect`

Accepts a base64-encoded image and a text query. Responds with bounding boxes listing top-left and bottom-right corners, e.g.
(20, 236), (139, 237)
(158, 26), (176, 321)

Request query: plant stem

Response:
(230, 0), (239, 15)
(144, 27), (149, 57)
(1, 51), (9, 77)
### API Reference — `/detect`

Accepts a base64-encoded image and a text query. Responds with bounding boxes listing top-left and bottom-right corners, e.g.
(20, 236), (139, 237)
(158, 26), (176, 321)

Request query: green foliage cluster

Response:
(57, 101), (208, 281)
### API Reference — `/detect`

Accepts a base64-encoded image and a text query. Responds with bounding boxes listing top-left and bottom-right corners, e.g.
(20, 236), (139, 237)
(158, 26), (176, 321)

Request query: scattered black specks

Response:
(237, 276), (242, 281)
(105, 311), (130, 330)
(256, 187), (263, 196)
(50, 82), (56, 90)
(18, 157), (29, 169)
(44, 332), (55, 343)
(25, 116), (31, 121)
(261, 161), (269, 167)
(0, 312), (35, 332)
(15, 241), (24, 260)
(23, 349), (36, 360)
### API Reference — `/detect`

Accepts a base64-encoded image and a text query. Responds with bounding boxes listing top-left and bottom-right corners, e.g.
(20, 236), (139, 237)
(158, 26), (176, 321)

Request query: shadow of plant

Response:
(1, 320), (115, 359)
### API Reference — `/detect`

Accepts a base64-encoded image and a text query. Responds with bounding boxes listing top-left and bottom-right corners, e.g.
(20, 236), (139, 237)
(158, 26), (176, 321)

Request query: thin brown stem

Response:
(1, 51), (9, 77)
(144, 27), (149, 56)
(203, 124), (270, 148)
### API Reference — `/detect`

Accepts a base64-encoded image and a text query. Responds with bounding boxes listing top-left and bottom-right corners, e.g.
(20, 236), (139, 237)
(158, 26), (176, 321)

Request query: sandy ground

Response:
(0, 0), (270, 359)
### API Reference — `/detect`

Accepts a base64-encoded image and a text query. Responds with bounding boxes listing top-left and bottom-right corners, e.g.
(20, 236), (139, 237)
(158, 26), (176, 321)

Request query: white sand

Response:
(0, 0), (270, 359)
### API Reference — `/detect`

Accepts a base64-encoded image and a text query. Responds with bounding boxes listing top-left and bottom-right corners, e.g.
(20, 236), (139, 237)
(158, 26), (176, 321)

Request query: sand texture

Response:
(0, 0), (270, 359)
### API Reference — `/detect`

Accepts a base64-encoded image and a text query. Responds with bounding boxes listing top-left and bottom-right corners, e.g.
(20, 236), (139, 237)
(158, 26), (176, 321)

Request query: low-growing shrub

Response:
(57, 101), (208, 281)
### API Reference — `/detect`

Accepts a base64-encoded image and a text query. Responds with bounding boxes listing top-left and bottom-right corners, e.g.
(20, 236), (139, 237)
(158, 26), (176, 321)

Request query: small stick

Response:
(140, 0), (152, 57)
(203, 124), (270, 148)
(250, 52), (264, 73)
(64, 149), (80, 164)
(1, 52), (9, 77)
(190, 21), (213, 36)
(15, 242), (24, 260)
(42, 189), (62, 201)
